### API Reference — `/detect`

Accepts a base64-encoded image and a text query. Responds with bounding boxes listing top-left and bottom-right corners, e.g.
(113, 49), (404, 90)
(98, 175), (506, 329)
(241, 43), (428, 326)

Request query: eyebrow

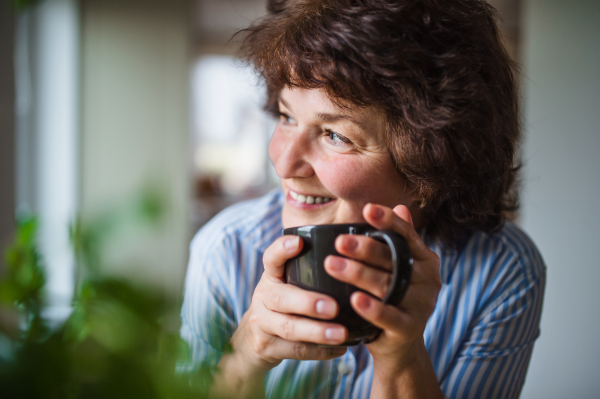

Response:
(278, 97), (368, 131)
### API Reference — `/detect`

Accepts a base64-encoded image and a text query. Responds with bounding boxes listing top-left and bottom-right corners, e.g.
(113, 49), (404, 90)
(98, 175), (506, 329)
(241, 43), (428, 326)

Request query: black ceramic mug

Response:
(283, 223), (412, 346)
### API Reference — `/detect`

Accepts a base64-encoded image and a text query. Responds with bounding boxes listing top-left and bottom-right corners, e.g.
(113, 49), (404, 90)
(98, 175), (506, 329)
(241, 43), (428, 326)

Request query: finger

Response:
(334, 234), (392, 271)
(350, 291), (415, 339)
(263, 337), (347, 362)
(324, 255), (391, 299)
(259, 311), (348, 346)
(262, 235), (303, 282)
(362, 203), (431, 261)
(393, 204), (414, 227)
(263, 283), (339, 319)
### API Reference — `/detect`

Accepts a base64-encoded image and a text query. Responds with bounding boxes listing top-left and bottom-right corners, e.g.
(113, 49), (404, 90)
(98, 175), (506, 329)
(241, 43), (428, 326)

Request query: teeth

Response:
(289, 190), (332, 205)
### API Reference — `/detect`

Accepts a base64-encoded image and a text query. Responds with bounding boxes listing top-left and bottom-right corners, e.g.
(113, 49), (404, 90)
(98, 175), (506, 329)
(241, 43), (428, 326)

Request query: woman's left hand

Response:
(324, 203), (442, 373)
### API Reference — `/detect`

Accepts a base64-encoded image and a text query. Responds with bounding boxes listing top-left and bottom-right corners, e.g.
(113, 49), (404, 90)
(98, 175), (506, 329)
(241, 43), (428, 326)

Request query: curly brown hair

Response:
(240, 0), (520, 244)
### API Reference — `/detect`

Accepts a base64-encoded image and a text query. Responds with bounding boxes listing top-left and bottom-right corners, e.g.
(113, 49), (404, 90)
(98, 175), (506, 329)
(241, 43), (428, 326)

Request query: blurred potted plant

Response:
(0, 191), (214, 398)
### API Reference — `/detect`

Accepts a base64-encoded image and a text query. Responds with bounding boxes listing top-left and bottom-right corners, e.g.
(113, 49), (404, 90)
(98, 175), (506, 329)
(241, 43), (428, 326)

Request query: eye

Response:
(325, 129), (351, 146)
(278, 112), (296, 125)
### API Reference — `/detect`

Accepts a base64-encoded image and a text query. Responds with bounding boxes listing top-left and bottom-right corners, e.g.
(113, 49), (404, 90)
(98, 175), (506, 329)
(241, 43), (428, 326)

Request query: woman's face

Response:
(270, 87), (421, 228)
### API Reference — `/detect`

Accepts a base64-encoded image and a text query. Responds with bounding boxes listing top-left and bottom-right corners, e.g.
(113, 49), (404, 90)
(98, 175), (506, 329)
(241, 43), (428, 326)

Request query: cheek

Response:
(316, 156), (385, 200)
(268, 127), (283, 165)
(316, 153), (407, 209)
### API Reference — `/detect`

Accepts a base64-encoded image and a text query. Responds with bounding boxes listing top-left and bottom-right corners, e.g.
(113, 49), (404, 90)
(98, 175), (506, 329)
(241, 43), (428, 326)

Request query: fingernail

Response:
(356, 294), (372, 310)
(371, 206), (384, 219)
(327, 257), (346, 272)
(342, 236), (358, 251)
(325, 328), (344, 341)
(284, 237), (298, 250)
(316, 300), (336, 316)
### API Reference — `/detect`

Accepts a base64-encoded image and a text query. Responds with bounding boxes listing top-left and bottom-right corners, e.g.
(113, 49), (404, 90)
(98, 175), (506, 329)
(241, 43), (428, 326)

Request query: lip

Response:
(285, 190), (337, 210)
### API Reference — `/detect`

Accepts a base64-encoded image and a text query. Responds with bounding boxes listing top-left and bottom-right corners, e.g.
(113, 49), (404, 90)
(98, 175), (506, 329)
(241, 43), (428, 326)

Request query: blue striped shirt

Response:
(180, 189), (545, 398)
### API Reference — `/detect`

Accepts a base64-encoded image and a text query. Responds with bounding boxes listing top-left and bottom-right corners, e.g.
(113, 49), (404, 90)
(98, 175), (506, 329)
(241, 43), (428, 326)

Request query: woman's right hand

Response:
(211, 235), (348, 398)
(233, 234), (348, 371)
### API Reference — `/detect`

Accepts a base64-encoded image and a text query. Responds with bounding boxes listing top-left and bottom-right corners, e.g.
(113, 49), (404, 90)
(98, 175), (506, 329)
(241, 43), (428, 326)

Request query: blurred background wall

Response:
(519, 0), (600, 397)
(79, 0), (190, 294)
(1, 0), (599, 396)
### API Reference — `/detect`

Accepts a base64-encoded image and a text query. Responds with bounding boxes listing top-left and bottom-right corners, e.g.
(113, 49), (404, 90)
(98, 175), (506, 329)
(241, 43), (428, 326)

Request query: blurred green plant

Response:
(11, 0), (40, 12)
(0, 190), (214, 398)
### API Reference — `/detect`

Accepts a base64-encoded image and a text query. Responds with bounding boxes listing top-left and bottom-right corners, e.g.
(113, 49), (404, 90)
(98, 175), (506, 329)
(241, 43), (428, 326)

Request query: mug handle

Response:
(365, 230), (413, 306)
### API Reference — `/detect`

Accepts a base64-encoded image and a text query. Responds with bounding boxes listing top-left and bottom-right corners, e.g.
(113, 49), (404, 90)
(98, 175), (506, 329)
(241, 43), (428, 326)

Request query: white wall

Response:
(519, 1), (600, 397)
(80, 0), (190, 295)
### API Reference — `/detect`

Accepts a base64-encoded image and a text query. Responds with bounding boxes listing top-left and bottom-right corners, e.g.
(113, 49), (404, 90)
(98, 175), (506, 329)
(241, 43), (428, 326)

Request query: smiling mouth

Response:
(289, 190), (335, 205)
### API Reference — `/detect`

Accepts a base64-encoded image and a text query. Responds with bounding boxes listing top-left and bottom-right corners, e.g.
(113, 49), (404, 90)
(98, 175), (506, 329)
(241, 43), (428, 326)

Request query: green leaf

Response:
(11, 0), (41, 12)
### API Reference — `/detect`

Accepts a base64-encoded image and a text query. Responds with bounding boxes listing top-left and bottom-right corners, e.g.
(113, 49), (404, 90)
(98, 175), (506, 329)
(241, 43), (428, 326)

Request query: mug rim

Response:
(282, 222), (373, 234)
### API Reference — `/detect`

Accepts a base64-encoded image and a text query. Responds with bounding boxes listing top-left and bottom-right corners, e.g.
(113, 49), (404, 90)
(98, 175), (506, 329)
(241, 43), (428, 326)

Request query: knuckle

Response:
(294, 342), (309, 360)
(250, 334), (269, 354)
(270, 292), (282, 308)
(244, 321), (265, 349)
(348, 262), (363, 280)
(248, 313), (261, 326)
(280, 317), (294, 340)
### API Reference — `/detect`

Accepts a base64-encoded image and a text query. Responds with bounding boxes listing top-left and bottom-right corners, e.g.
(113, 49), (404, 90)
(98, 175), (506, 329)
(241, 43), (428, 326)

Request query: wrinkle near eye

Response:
(326, 130), (352, 146)
(278, 112), (296, 125)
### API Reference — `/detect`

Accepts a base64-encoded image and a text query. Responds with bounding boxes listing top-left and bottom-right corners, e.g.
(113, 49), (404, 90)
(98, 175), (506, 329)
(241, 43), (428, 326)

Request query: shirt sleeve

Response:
(440, 253), (546, 399)
(179, 227), (238, 375)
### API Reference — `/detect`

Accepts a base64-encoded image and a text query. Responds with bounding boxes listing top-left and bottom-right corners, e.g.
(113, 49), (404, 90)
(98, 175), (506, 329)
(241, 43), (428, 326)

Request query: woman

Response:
(181, 0), (546, 398)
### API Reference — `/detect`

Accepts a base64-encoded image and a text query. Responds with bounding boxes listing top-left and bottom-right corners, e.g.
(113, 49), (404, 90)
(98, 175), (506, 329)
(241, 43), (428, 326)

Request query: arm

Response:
(371, 338), (444, 398)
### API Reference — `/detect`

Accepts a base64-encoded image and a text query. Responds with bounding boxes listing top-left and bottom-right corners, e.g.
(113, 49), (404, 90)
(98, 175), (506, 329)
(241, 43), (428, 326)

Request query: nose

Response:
(269, 126), (315, 179)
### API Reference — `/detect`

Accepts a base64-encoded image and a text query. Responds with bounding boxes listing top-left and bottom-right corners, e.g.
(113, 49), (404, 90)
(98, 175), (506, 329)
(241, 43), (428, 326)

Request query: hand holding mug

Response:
(329, 203), (442, 373)
(222, 234), (348, 377)
(284, 221), (412, 346)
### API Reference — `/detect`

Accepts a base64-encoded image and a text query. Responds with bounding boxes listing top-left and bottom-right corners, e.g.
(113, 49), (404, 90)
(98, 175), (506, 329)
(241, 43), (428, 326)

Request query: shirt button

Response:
(337, 361), (349, 375)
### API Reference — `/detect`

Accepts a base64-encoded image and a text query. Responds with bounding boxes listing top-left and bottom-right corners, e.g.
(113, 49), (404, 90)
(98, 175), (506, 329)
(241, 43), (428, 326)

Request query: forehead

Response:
(279, 87), (387, 136)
